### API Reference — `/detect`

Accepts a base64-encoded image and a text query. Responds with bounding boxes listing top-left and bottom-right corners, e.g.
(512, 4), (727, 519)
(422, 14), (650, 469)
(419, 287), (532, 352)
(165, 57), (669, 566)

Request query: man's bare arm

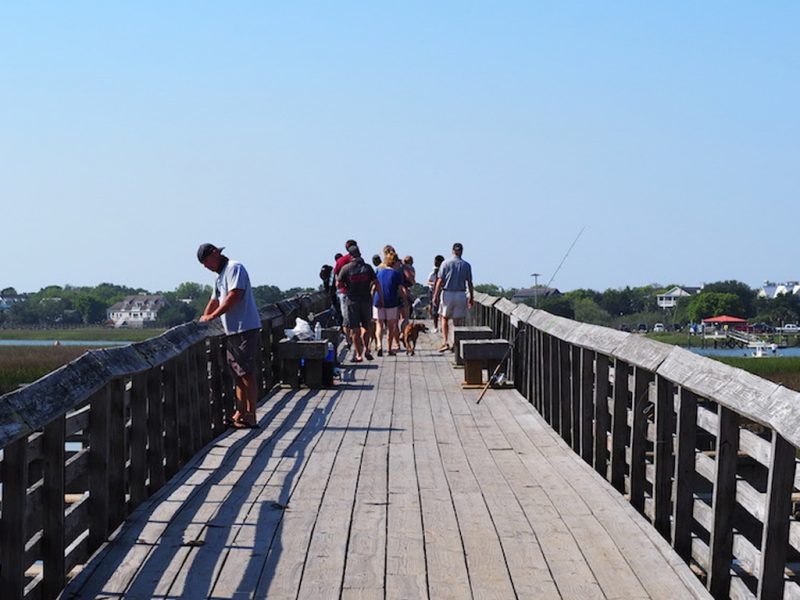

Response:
(200, 289), (244, 322)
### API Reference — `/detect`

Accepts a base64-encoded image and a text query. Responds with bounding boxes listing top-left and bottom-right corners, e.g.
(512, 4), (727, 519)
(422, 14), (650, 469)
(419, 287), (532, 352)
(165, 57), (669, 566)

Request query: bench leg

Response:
(282, 359), (300, 388)
(304, 360), (323, 389)
(464, 360), (484, 385)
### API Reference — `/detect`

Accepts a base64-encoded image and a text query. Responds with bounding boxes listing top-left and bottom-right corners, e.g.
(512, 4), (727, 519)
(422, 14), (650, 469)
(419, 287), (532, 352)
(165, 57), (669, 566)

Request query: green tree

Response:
(74, 295), (108, 324)
(532, 295), (574, 318)
(572, 298), (611, 325)
(701, 280), (757, 318)
(1, 287), (17, 296)
(156, 302), (197, 327)
(174, 281), (212, 300)
(685, 292), (745, 322)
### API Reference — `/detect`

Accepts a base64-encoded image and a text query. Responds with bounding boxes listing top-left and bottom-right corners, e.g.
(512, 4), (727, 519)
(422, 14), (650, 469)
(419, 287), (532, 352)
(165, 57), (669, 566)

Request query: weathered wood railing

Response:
(470, 293), (800, 600)
(0, 292), (328, 600)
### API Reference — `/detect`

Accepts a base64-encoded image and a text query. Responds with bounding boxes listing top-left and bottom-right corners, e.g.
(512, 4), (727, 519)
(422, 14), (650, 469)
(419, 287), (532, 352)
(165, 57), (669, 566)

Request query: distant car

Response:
(637, 323), (648, 333)
(652, 323), (665, 333)
(620, 324), (631, 332)
(780, 324), (800, 333)
(752, 322), (775, 333)
(672, 323), (683, 332)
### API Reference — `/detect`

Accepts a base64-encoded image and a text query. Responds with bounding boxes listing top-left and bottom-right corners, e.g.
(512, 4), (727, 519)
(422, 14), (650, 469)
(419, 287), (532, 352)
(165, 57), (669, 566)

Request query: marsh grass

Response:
(715, 356), (800, 392)
(0, 346), (96, 395)
(0, 328), (163, 342)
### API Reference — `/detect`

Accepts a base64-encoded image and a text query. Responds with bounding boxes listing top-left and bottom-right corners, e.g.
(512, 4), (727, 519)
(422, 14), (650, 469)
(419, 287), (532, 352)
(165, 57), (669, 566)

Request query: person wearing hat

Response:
(197, 243), (261, 428)
(337, 244), (383, 362)
(433, 242), (474, 352)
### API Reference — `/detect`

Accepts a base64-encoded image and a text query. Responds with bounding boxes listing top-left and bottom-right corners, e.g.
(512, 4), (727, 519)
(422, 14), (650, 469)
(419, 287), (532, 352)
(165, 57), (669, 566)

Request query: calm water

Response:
(0, 339), (127, 347)
(692, 346), (800, 358)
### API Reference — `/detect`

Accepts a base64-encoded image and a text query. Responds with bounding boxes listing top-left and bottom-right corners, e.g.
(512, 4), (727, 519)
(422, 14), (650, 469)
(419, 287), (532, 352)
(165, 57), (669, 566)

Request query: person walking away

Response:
(426, 254), (445, 333)
(197, 243), (261, 428)
(433, 242), (474, 352)
(374, 247), (407, 356)
(333, 241), (358, 344)
(338, 245), (383, 362)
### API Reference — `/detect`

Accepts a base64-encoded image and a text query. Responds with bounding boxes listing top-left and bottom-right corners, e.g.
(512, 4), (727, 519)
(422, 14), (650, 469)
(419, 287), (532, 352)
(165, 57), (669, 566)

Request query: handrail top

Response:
(481, 294), (800, 447)
(0, 292), (327, 449)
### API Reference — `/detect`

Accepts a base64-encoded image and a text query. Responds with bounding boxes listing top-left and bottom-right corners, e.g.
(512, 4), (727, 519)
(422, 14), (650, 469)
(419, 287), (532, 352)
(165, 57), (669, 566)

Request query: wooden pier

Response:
(4, 290), (800, 599)
(62, 335), (707, 599)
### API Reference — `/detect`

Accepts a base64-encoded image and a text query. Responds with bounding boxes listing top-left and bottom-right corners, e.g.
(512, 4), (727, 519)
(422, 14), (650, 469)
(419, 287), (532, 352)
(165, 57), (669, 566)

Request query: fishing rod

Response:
(544, 226), (585, 291)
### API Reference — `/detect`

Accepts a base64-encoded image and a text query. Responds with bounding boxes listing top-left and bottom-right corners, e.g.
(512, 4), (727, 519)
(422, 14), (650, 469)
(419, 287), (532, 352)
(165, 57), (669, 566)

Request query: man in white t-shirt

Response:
(198, 243), (261, 429)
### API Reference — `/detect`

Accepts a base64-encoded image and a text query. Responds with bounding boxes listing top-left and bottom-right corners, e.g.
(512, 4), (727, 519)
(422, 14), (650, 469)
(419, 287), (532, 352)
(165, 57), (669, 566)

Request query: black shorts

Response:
(226, 329), (260, 378)
(344, 298), (372, 330)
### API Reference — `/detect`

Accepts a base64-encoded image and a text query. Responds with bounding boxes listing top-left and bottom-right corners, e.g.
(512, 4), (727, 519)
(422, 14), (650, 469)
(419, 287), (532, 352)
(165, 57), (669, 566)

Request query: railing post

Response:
(629, 367), (650, 512)
(610, 358), (629, 492)
(541, 333), (551, 423)
(672, 387), (697, 562)
(708, 405), (739, 599)
(757, 431), (795, 600)
(130, 372), (149, 506)
(570, 344), (581, 453)
(147, 366), (165, 493)
(108, 378), (127, 528)
(550, 335), (560, 432)
(653, 375), (674, 539)
(163, 360), (180, 479)
(580, 348), (594, 465)
(89, 385), (111, 550)
(1, 435), (28, 599)
(593, 353), (610, 478)
(195, 341), (212, 446)
(176, 352), (193, 464)
(42, 415), (66, 599)
(208, 337), (224, 436)
(559, 339), (571, 445)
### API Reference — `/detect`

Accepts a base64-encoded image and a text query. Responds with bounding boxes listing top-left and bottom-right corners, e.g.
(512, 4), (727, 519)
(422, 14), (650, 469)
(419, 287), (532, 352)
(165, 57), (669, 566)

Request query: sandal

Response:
(232, 420), (259, 429)
(438, 344), (450, 352)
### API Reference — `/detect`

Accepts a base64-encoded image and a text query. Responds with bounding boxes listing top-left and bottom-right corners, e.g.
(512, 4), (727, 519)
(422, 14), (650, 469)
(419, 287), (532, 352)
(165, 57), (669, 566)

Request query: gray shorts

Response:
(441, 291), (468, 319)
(344, 298), (372, 330)
(226, 329), (260, 378)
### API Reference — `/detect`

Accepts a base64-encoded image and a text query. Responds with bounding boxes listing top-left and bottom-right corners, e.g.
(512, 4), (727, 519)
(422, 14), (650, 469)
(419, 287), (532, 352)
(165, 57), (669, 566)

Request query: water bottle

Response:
(314, 322), (322, 340)
(325, 341), (335, 362)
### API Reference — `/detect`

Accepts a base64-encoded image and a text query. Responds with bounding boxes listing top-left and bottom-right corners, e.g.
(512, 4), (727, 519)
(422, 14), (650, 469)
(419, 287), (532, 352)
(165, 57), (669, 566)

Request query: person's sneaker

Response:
(377, 349), (384, 357)
(365, 351), (374, 361)
(432, 328), (438, 333)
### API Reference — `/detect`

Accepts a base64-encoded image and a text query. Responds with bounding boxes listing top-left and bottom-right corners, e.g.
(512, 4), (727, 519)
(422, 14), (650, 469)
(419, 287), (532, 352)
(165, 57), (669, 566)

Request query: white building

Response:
(657, 286), (701, 309)
(758, 281), (800, 299)
(107, 295), (168, 328)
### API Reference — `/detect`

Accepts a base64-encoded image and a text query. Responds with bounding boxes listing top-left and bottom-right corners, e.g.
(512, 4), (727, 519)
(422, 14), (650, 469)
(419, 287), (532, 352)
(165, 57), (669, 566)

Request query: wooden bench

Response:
(453, 326), (495, 365)
(277, 339), (328, 388)
(460, 339), (510, 386)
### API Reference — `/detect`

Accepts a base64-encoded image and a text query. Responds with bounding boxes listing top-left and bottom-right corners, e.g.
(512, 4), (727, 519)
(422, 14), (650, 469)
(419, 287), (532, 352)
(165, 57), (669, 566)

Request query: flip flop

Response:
(438, 344), (450, 352)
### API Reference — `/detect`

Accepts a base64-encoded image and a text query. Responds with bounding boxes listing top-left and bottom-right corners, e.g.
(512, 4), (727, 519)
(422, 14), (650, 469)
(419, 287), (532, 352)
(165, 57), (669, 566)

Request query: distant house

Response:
(511, 287), (561, 304)
(0, 294), (26, 311)
(758, 281), (800, 299)
(657, 286), (702, 309)
(107, 294), (168, 328)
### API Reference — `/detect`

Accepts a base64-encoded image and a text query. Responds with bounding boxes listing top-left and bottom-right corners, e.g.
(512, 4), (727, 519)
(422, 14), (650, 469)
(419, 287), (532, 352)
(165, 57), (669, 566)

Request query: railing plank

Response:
(129, 372), (149, 507)
(88, 386), (111, 551)
(673, 388), (698, 562)
(593, 353), (610, 478)
(146, 367), (165, 494)
(1, 435), (28, 598)
(629, 367), (650, 512)
(611, 358), (629, 492)
(708, 406), (740, 599)
(558, 339), (572, 446)
(757, 432), (795, 600)
(107, 378), (127, 530)
(580, 348), (594, 464)
(42, 415), (66, 599)
(653, 375), (674, 540)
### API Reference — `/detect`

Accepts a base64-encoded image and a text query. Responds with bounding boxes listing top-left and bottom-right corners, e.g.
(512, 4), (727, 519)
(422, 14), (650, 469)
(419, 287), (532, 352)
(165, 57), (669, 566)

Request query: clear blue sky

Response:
(2, 2), (797, 294)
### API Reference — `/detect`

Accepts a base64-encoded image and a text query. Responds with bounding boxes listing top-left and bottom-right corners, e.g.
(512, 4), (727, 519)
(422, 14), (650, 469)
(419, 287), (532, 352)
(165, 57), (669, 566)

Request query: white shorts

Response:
(441, 291), (468, 319)
(372, 306), (399, 321)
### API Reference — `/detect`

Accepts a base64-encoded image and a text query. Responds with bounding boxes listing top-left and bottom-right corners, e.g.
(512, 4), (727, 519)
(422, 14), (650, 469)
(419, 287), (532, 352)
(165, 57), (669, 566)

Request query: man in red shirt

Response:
(333, 239), (357, 340)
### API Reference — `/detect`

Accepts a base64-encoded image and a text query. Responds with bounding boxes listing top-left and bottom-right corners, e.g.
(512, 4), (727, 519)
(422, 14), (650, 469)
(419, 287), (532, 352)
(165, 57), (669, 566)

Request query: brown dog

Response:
(402, 323), (428, 355)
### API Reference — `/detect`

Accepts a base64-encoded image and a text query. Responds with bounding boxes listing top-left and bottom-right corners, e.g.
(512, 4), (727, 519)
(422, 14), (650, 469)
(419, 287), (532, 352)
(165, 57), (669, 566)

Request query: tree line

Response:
(474, 281), (800, 327)
(0, 282), (316, 328)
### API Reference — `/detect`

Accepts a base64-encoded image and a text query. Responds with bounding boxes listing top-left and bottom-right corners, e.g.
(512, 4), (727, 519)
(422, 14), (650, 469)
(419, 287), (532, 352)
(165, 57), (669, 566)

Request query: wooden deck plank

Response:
(63, 329), (711, 600)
